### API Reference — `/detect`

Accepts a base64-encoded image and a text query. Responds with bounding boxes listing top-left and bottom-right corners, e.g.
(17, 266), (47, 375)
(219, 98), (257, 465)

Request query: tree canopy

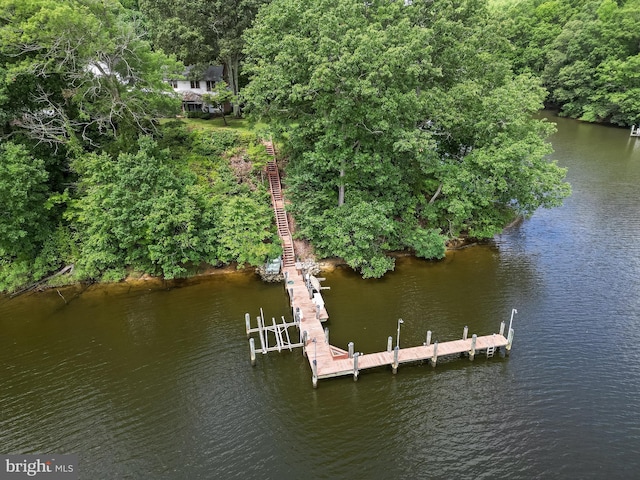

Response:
(495, 0), (640, 125)
(0, 0), (182, 148)
(0, 0), (280, 293)
(0, 0), (578, 290)
(139, 0), (269, 114)
(243, 0), (571, 278)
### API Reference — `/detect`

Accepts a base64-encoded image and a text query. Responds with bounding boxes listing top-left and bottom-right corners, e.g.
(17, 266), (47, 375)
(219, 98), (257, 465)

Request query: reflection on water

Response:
(1, 115), (640, 478)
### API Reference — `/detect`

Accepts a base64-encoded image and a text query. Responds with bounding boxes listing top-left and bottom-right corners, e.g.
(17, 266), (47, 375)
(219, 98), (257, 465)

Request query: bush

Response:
(186, 111), (211, 119)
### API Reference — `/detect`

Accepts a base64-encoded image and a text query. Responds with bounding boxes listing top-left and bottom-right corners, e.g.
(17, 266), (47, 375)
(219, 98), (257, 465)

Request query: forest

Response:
(2, 0), (631, 291)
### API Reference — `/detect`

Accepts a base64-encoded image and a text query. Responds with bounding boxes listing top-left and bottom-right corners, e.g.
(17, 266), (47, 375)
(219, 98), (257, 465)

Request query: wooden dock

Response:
(248, 284), (514, 386)
(312, 331), (510, 381)
(249, 142), (515, 387)
(278, 267), (512, 385)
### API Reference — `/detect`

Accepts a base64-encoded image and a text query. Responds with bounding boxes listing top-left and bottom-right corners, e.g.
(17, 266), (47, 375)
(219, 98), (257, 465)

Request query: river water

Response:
(1, 115), (639, 478)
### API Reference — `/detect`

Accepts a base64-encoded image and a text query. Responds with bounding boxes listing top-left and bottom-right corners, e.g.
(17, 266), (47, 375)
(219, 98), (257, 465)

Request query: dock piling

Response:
(387, 336), (393, 352)
(392, 346), (399, 374)
(272, 317), (282, 353)
(353, 353), (359, 381)
(348, 342), (354, 359)
(469, 334), (477, 361)
(245, 313), (251, 338)
(499, 321), (505, 336)
(249, 338), (256, 366)
(431, 341), (438, 367)
(324, 327), (329, 344)
(257, 314), (267, 354)
(312, 360), (318, 388)
(425, 330), (432, 346)
(506, 328), (514, 355)
(302, 331), (308, 357)
(463, 326), (468, 340)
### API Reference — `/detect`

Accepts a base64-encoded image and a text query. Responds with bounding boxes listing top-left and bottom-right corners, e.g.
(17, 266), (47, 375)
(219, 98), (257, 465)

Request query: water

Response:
(1, 115), (640, 478)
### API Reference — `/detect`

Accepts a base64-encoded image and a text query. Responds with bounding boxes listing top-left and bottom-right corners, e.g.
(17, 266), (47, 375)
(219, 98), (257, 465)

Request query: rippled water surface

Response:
(1, 115), (640, 478)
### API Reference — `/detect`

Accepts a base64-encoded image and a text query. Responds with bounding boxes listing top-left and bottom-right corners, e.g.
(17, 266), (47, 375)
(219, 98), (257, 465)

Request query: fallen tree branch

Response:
(9, 264), (74, 298)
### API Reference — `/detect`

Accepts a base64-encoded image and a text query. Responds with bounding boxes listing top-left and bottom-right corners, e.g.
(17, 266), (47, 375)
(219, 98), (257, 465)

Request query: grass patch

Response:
(158, 117), (269, 135)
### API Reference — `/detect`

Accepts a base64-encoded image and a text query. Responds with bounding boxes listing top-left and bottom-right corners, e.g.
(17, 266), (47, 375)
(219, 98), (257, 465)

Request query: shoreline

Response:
(3, 235), (499, 299)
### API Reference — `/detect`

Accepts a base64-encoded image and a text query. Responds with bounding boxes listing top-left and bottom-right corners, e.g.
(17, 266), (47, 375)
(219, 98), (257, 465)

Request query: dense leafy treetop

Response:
(0, 0), (182, 148)
(140, 0), (269, 114)
(495, 0), (640, 125)
(244, 0), (570, 278)
(0, 0), (578, 290)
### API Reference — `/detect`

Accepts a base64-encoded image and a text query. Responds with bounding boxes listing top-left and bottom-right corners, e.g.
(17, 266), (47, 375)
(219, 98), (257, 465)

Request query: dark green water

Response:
(2, 115), (640, 478)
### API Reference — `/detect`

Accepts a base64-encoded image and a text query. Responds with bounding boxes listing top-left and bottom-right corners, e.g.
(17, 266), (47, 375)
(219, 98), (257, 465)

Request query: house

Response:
(167, 65), (232, 114)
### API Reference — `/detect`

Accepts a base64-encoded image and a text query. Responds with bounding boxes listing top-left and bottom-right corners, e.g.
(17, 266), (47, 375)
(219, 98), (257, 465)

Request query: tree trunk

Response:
(429, 182), (443, 204)
(338, 167), (345, 207)
(338, 141), (360, 207)
(225, 55), (241, 117)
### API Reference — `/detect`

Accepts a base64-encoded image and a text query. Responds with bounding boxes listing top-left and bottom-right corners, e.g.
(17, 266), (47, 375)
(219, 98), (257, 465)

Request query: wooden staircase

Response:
(264, 142), (296, 267)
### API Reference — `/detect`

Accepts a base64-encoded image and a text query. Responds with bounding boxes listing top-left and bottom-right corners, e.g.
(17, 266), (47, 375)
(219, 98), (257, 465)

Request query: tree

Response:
(140, 0), (269, 116)
(203, 81), (235, 126)
(138, 0), (219, 65)
(493, 0), (575, 76)
(0, 0), (183, 149)
(217, 196), (281, 266)
(496, 0), (640, 125)
(244, 0), (570, 277)
(0, 142), (50, 259)
(71, 137), (210, 279)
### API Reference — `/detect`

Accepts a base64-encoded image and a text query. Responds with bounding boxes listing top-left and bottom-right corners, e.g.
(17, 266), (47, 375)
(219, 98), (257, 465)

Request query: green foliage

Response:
(186, 112), (212, 119)
(496, 0), (640, 125)
(309, 201), (396, 279)
(0, 142), (50, 258)
(246, 142), (270, 170)
(139, 0), (219, 65)
(244, 0), (570, 277)
(0, 0), (183, 148)
(0, 258), (32, 293)
(404, 227), (447, 261)
(71, 137), (200, 278)
(217, 197), (281, 266)
(203, 82), (236, 108)
(65, 126), (278, 284)
(192, 128), (243, 157)
(203, 81), (236, 124)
